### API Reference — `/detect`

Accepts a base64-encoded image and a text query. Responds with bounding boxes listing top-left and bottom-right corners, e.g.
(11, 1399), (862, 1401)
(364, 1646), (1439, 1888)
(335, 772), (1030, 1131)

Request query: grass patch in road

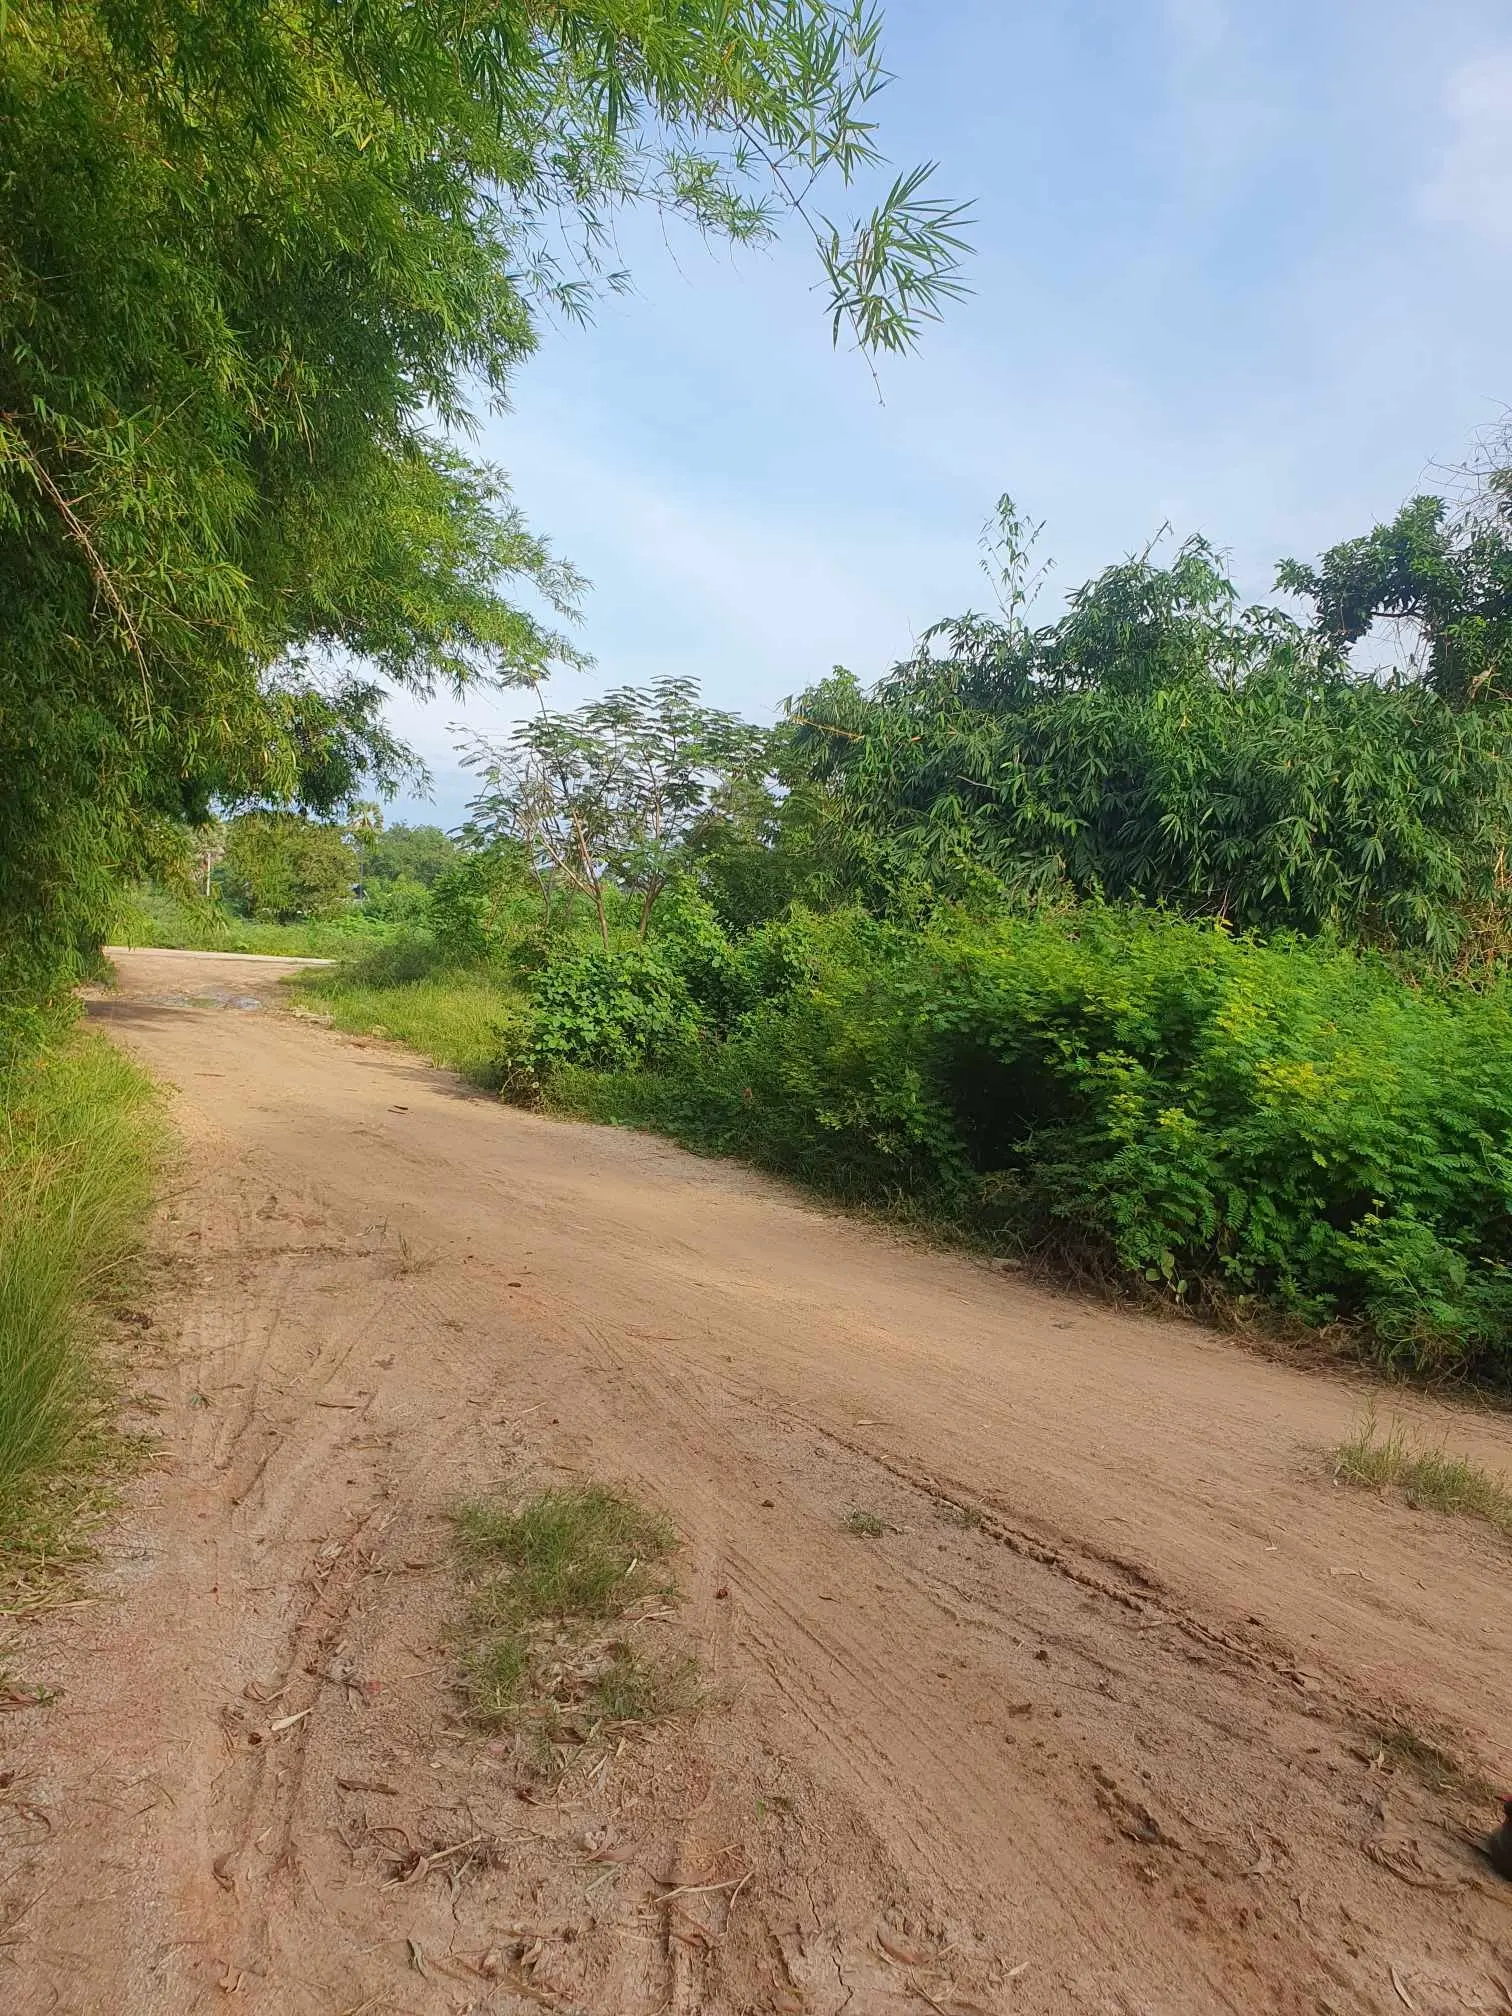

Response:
(0, 1029), (165, 1570)
(843, 1508), (885, 1536)
(1333, 1407), (1512, 1542)
(292, 945), (522, 1087)
(452, 1483), (693, 1761)
(1367, 1722), (1484, 1798)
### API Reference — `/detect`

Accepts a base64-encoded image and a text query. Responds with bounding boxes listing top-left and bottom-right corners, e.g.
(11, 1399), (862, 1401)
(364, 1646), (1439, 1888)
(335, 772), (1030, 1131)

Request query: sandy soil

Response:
(4, 945), (1512, 2016)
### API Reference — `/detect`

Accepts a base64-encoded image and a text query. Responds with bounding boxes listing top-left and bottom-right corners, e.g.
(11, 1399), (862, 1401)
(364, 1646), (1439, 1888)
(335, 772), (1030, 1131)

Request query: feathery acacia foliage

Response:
(0, 0), (968, 1042)
(461, 678), (771, 946)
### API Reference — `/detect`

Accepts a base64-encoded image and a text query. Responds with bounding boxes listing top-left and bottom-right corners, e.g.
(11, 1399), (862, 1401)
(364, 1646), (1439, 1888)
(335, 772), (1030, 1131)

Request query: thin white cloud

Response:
(1423, 49), (1512, 242)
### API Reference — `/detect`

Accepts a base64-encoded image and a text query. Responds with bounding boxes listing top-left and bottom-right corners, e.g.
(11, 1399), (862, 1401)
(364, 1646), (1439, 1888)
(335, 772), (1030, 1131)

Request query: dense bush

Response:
(527, 948), (701, 1075)
(534, 905), (1512, 1382)
(511, 888), (817, 1077)
(787, 539), (1512, 960)
(357, 823), (457, 893)
(220, 814), (356, 923)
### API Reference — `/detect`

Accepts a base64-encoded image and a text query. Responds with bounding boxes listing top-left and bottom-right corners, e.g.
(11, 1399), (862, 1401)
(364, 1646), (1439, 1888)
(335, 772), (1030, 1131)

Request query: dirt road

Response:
(4, 947), (1512, 2016)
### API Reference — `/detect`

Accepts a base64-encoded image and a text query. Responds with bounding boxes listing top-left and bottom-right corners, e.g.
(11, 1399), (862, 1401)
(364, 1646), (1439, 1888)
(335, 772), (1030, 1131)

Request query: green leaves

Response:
(461, 677), (772, 946)
(784, 525), (1512, 959)
(0, 0), (966, 1040)
(820, 163), (974, 355)
(565, 903), (1512, 1383)
(1280, 477), (1512, 707)
(219, 814), (356, 923)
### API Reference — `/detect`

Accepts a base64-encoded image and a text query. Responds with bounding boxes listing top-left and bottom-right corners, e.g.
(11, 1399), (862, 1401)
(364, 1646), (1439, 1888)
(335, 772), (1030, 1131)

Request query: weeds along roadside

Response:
(111, 883), (398, 962)
(450, 1481), (695, 1775)
(0, 1019), (166, 1586)
(1334, 1406), (1512, 1542)
(286, 898), (1512, 1396)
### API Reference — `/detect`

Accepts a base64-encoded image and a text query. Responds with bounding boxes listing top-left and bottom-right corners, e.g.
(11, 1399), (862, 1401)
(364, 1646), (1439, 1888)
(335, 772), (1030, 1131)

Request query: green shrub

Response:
(527, 946), (701, 1074)
(356, 823), (458, 893)
(787, 537), (1512, 962)
(359, 875), (432, 926)
(423, 845), (538, 963)
(543, 905), (1512, 1382)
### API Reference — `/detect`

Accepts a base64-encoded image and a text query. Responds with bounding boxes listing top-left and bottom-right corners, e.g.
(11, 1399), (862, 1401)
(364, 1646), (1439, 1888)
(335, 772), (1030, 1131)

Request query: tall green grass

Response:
(112, 883), (396, 959)
(0, 1032), (163, 1507)
(292, 938), (524, 1085)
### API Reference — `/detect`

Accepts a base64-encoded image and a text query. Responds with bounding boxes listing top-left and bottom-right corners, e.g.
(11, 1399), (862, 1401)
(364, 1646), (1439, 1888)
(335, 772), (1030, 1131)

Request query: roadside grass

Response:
(0, 1029), (165, 1576)
(1332, 1406), (1512, 1542)
(291, 967), (521, 1085)
(451, 1482), (693, 1763)
(113, 883), (395, 959)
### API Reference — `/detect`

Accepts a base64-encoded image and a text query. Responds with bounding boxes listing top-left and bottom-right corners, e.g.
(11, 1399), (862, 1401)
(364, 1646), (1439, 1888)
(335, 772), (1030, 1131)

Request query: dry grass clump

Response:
(1333, 1406), (1512, 1542)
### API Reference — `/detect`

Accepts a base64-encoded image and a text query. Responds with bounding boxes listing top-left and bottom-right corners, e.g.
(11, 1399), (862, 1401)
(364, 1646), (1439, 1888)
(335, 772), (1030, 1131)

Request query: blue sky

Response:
(385, 0), (1512, 827)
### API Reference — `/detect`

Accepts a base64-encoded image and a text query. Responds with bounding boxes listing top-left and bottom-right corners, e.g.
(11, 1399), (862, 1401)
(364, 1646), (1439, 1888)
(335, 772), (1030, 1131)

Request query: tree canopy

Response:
(780, 501), (1512, 959)
(1278, 479), (1512, 707)
(0, 0), (968, 1040)
(462, 677), (769, 944)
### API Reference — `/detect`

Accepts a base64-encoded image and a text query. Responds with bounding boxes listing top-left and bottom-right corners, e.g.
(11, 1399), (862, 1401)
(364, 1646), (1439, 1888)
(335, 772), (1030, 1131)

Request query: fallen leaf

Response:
(212, 1852), (235, 1892)
(1390, 1965), (1415, 2010)
(269, 1709), (312, 1732)
(336, 1777), (397, 1795)
(408, 1937), (429, 1977)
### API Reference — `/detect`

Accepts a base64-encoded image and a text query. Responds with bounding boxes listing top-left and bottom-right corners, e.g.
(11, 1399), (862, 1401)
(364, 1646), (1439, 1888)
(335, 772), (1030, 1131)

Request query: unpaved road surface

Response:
(5, 948), (1512, 2016)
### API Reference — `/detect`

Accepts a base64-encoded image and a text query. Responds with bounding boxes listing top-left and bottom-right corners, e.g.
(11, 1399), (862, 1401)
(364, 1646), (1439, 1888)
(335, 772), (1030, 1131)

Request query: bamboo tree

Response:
(0, 0), (968, 1039)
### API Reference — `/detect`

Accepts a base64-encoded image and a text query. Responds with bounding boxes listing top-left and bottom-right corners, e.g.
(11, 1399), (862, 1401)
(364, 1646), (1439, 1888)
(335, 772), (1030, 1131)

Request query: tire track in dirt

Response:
(1, 948), (1510, 2015)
